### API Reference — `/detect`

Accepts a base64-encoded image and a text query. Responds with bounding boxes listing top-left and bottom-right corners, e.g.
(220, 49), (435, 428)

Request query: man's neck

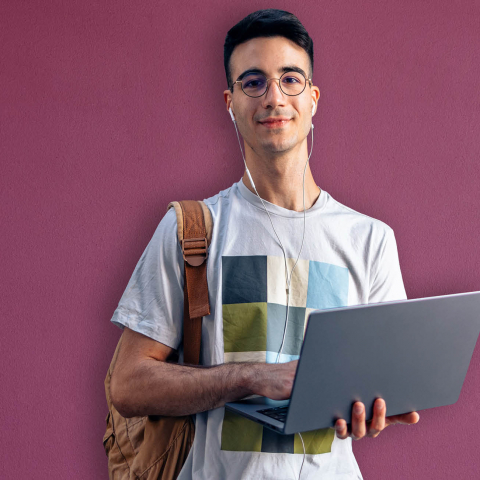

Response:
(242, 141), (321, 212)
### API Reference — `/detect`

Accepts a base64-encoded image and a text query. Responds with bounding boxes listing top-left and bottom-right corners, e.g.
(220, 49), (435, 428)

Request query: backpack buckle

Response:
(181, 237), (208, 266)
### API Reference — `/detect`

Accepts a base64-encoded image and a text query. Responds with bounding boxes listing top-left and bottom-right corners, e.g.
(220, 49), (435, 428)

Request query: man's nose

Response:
(262, 78), (286, 109)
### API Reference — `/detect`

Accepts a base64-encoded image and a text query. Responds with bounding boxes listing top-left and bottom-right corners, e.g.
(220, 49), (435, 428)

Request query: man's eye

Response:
(283, 76), (300, 84)
(244, 79), (264, 88)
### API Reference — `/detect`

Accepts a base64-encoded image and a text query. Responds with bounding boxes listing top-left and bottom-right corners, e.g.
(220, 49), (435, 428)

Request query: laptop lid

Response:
(282, 291), (480, 434)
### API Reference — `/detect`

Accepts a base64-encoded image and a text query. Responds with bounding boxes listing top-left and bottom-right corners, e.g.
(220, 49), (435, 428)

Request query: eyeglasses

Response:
(231, 70), (312, 98)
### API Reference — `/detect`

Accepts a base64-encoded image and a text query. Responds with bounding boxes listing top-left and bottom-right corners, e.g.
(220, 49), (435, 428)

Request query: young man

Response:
(109, 9), (419, 479)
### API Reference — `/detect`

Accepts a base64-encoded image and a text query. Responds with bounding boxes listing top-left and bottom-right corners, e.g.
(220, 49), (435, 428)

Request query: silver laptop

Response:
(225, 291), (480, 435)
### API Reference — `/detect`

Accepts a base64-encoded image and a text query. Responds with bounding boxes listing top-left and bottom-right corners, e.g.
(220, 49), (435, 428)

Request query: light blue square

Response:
(266, 351), (300, 364)
(306, 261), (349, 309)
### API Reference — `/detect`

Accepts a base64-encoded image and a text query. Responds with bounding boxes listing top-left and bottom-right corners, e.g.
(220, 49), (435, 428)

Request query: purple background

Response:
(1, 1), (479, 478)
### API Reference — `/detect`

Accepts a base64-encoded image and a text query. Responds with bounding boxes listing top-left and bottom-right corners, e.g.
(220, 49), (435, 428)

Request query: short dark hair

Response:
(224, 9), (314, 91)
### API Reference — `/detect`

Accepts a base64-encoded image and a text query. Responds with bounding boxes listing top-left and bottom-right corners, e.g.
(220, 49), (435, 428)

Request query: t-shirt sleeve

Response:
(368, 227), (407, 303)
(110, 208), (184, 349)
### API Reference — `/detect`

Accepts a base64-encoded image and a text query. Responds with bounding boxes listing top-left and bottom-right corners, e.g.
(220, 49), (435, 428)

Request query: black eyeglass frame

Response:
(230, 70), (313, 98)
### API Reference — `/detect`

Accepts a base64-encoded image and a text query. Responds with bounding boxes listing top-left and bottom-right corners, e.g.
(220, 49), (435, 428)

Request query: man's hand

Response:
(246, 363), (420, 442)
(254, 360), (299, 400)
(333, 398), (420, 440)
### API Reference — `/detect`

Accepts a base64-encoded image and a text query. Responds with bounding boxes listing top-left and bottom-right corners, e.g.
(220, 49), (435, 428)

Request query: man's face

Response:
(224, 36), (320, 158)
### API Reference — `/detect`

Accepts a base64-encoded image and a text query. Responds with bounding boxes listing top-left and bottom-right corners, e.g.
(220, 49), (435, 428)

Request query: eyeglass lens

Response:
(241, 71), (306, 97)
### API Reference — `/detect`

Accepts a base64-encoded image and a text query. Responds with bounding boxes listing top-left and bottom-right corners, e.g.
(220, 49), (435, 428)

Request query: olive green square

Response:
(221, 409), (263, 452)
(294, 427), (335, 454)
(223, 302), (268, 353)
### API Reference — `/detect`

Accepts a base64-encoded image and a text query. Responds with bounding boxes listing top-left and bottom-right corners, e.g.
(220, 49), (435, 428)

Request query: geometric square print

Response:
(267, 256), (309, 308)
(306, 260), (349, 309)
(294, 428), (335, 454)
(221, 254), (349, 455)
(223, 303), (267, 353)
(222, 256), (267, 304)
(221, 409), (263, 452)
(223, 350), (267, 364)
(266, 303), (306, 359)
(261, 428), (294, 453)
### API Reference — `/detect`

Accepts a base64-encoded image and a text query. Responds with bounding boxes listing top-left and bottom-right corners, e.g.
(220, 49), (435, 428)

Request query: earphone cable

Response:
(232, 121), (314, 366)
(232, 119), (314, 480)
(298, 432), (306, 478)
(232, 122), (314, 290)
(276, 133), (313, 364)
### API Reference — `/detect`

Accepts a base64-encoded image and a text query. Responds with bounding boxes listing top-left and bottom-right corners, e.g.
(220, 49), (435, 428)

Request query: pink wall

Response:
(1, 1), (479, 478)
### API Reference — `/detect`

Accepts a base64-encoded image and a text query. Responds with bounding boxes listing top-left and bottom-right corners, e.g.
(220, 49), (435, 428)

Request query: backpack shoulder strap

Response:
(167, 200), (212, 365)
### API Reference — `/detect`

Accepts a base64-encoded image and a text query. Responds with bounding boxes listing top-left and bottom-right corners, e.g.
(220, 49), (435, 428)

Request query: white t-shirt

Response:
(111, 178), (407, 480)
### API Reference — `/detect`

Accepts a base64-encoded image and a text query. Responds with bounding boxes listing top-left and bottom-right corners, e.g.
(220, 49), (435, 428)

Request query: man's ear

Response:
(224, 89), (233, 117)
(311, 86), (320, 115)
(312, 86), (320, 117)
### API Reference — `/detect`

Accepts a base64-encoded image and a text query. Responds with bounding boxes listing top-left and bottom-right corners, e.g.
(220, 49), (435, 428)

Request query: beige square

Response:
(267, 255), (309, 308)
(223, 351), (267, 364)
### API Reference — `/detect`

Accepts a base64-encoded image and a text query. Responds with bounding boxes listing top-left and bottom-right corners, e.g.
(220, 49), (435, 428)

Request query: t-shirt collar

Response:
(237, 177), (327, 218)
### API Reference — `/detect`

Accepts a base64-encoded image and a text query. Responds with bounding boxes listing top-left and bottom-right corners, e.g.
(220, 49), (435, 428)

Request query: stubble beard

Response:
(258, 129), (300, 156)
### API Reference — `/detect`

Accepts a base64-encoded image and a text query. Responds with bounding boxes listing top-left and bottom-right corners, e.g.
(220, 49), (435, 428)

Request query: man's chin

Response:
(259, 137), (297, 154)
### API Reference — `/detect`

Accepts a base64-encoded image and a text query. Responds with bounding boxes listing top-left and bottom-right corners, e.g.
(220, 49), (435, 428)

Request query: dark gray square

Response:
(222, 255), (267, 305)
(261, 427), (294, 454)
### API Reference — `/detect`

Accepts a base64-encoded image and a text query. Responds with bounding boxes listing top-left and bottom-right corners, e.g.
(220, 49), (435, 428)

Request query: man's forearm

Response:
(111, 359), (261, 418)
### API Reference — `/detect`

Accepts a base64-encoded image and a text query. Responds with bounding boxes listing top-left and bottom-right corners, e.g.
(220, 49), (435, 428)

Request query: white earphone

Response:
(229, 98), (316, 480)
(228, 101), (316, 197)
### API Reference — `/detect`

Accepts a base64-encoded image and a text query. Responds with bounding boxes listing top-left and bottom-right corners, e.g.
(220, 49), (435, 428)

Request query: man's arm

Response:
(110, 327), (297, 418)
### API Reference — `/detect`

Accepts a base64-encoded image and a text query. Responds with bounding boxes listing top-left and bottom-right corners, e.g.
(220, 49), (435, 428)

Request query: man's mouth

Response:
(259, 119), (290, 128)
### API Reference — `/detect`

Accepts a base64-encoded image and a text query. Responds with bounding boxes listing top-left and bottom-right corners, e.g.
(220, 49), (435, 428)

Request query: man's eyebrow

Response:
(235, 65), (308, 82)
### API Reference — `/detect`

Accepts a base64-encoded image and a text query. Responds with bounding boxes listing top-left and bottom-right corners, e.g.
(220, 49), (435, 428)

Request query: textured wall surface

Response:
(1, 1), (479, 478)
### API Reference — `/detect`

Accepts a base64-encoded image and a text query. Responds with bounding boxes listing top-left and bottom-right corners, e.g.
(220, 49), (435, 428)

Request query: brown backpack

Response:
(103, 200), (213, 480)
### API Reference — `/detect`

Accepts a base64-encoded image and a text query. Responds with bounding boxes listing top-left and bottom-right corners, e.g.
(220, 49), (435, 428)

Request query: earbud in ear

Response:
(229, 107), (235, 122)
(312, 102), (316, 116)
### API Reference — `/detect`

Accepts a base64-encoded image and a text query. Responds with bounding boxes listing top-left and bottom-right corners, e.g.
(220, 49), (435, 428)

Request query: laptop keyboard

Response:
(258, 406), (288, 423)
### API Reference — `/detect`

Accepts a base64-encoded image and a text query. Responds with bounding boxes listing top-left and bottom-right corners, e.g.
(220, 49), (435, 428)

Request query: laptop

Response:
(225, 291), (480, 435)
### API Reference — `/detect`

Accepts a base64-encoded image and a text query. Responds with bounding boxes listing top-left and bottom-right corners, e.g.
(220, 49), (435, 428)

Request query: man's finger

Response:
(351, 402), (366, 440)
(366, 398), (386, 438)
(335, 419), (349, 440)
(386, 411), (420, 426)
